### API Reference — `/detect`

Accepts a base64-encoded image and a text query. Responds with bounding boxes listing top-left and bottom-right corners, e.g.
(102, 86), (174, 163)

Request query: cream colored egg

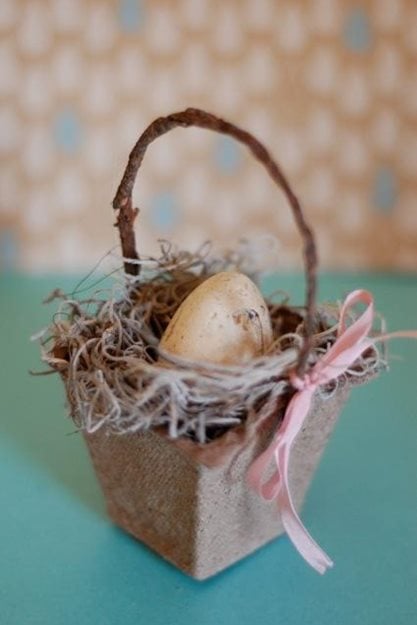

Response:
(159, 271), (272, 365)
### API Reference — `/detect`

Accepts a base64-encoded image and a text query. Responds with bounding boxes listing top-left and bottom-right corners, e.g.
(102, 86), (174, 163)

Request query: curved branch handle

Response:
(112, 107), (317, 375)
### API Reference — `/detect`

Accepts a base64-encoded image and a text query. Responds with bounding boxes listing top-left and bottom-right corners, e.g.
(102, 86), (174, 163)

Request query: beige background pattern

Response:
(0, 0), (416, 273)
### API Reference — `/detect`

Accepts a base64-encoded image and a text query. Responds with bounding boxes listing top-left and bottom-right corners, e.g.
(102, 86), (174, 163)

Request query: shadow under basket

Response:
(84, 384), (351, 580)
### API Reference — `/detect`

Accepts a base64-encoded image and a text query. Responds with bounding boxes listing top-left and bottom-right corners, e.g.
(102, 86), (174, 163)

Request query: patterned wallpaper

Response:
(0, 0), (416, 273)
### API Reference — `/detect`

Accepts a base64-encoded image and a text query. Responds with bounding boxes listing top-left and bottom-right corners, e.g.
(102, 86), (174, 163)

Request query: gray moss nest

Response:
(37, 243), (383, 444)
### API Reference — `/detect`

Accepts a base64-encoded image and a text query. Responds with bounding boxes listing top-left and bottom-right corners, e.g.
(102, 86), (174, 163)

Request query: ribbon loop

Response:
(247, 289), (413, 574)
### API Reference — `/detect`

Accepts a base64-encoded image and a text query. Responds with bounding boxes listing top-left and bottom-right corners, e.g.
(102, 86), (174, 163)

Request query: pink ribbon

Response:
(247, 289), (417, 574)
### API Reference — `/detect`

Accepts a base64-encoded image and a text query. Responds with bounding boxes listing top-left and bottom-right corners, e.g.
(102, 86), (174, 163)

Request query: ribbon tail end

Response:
(314, 556), (334, 575)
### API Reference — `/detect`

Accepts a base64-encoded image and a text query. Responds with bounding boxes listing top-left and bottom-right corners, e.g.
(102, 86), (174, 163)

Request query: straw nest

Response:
(37, 242), (383, 444)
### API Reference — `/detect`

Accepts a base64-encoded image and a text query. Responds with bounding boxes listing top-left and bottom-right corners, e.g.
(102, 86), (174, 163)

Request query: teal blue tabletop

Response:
(1, 273), (417, 625)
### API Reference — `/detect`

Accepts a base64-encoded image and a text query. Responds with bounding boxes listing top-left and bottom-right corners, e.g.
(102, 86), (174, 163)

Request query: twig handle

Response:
(112, 107), (317, 374)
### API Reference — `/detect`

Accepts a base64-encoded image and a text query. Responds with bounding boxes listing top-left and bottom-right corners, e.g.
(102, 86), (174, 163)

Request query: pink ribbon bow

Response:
(247, 289), (417, 574)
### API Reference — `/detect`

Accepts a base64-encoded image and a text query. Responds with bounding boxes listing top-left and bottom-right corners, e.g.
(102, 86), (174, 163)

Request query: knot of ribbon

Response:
(290, 371), (320, 393)
(247, 289), (417, 574)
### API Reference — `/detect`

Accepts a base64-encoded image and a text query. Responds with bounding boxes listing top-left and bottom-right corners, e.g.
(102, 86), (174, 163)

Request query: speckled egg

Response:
(159, 271), (272, 365)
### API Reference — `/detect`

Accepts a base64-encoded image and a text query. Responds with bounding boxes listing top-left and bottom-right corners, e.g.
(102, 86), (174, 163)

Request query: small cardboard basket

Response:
(84, 386), (351, 580)
(43, 109), (379, 579)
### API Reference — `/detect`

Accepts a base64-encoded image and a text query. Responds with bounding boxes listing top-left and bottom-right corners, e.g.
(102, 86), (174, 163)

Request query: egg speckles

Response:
(159, 272), (273, 365)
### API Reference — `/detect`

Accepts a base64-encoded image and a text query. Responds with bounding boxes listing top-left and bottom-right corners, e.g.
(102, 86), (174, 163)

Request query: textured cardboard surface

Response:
(84, 385), (351, 579)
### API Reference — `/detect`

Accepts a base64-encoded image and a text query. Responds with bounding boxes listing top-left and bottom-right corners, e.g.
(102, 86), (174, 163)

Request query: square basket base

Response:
(84, 385), (350, 580)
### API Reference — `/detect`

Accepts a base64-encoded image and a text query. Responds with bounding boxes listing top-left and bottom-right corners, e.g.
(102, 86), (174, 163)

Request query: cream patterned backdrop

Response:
(1, 0), (416, 273)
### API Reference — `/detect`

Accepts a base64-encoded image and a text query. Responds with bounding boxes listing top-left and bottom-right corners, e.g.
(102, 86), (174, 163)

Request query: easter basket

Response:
(39, 109), (384, 580)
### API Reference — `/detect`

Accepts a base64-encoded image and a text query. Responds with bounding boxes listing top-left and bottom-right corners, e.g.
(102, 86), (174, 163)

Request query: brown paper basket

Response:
(57, 109), (376, 580)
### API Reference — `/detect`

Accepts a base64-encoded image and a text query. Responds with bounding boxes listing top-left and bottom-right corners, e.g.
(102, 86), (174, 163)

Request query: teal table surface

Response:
(1, 272), (417, 625)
